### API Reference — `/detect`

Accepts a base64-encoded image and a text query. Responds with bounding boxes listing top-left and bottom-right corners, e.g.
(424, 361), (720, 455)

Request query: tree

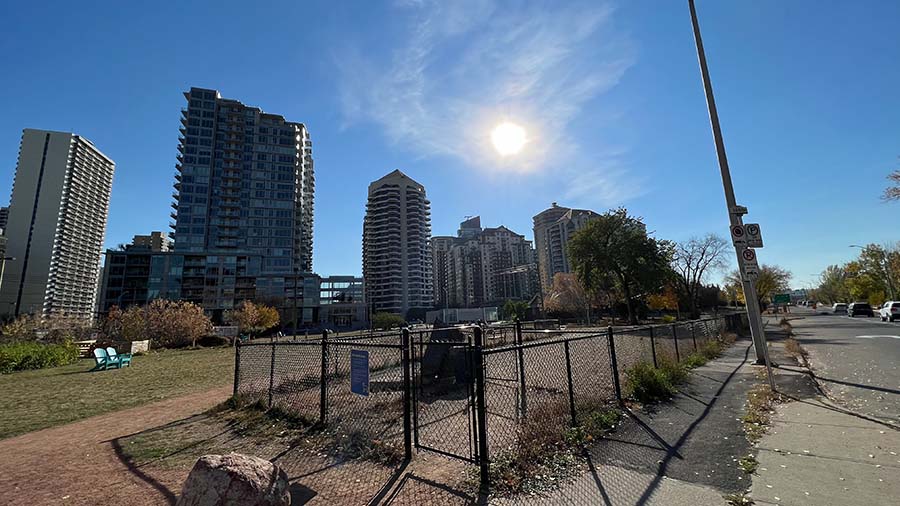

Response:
(373, 312), (406, 330)
(567, 208), (673, 324)
(671, 234), (729, 318)
(647, 284), (680, 316)
(501, 299), (529, 321)
(105, 300), (213, 348)
(726, 264), (792, 308)
(543, 273), (593, 318)
(816, 264), (851, 304)
(882, 170), (900, 201)
(226, 301), (280, 338)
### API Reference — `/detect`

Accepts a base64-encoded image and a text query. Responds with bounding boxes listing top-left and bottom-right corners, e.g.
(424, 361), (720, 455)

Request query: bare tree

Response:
(883, 170), (900, 201)
(672, 234), (729, 318)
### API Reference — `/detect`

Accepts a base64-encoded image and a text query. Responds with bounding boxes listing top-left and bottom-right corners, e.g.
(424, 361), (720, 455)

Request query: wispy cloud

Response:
(338, 0), (641, 207)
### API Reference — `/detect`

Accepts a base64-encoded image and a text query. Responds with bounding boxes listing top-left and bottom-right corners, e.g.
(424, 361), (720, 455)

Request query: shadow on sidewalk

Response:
(515, 340), (757, 505)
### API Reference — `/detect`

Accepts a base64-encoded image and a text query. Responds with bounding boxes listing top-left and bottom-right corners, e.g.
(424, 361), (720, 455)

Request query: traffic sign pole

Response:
(688, 0), (773, 382)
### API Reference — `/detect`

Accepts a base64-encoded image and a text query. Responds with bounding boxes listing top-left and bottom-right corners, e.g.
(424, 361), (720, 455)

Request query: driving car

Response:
(832, 303), (848, 314)
(880, 301), (900, 322)
(848, 302), (874, 317)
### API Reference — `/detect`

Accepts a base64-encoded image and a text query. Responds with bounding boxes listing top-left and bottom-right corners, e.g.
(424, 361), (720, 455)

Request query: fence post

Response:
(515, 319), (527, 418)
(473, 327), (491, 493)
(233, 340), (241, 398)
(268, 340), (276, 409)
(672, 324), (680, 362)
(564, 341), (577, 426)
(319, 330), (328, 424)
(649, 326), (658, 368)
(401, 328), (413, 461)
(691, 322), (698, 351)
(607, 326), (623, 405)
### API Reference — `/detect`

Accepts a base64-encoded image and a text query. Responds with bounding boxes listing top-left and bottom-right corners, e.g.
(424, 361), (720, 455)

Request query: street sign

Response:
(745, 223), (763, 248)
(350, 349), (369, 397)
(730, 205), (748, 216)
(730, 224), (746, 246)
(773, 293), (791, 304)
(742, 268), (759, 282)
(741, 247), (759, 270)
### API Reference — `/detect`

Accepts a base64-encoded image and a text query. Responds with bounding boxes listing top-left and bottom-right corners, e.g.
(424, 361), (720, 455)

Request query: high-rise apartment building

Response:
(0, 129), (115, 319)
(172, 87), (314, 274)
(131, 231), (169, 252)
(532, 203), (599, 294)
(363, 170), (433, 317)
(432, 216), (537, 308)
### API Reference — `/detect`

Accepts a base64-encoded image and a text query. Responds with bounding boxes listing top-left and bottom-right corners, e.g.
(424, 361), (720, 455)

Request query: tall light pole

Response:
(850, 244), (895, 300)
(688, 0), (772, 374)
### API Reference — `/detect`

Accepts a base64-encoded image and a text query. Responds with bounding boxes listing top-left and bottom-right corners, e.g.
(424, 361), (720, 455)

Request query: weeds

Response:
(485, 399), (621, 495)
(738, 454), (758, 474)
(742, 383), (781, 443)
(724, 492), (754, 505)
(625, 359), (686, 403)
(784, 338), (808, 363)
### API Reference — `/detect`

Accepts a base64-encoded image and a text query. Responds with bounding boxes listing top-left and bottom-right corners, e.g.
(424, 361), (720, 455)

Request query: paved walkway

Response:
(0, 385), (231, 506)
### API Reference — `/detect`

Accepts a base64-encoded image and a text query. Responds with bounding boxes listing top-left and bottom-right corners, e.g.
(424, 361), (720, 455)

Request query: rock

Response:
(177, 453), (290, 506)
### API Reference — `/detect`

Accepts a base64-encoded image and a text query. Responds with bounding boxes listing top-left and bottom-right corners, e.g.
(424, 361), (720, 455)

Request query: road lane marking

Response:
(856, 335), (900, 339)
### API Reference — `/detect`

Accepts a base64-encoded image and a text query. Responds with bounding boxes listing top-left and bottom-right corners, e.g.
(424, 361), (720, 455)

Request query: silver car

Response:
(832, 303), (848, 315)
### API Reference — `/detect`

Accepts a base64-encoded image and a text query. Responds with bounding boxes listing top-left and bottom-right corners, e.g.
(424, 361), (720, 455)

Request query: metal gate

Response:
(410, 328), (480, 463)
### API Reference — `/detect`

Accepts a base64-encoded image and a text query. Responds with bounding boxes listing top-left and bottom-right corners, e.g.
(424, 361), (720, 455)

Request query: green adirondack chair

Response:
(90, 348), (120, 371)
(106, 347), (132, 367)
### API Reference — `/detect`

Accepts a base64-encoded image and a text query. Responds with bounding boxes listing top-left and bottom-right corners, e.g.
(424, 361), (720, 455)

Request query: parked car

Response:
(832, 303), (848, 314)
(848, 302), (874, 317)
(880, 301), (900, 322)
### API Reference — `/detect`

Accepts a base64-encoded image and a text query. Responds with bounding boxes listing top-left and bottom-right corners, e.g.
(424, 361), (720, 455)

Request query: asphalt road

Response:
(787, 306), (900, 425)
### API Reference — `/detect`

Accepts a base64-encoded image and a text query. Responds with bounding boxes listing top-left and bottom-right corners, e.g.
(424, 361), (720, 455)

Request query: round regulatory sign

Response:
(742, 249), (756, 261)
(732, 225), (744, 237)
(747, 224), (759, 236)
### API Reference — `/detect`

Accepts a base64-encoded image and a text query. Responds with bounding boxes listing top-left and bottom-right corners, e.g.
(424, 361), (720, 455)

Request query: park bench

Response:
(106, 347), (132, 368)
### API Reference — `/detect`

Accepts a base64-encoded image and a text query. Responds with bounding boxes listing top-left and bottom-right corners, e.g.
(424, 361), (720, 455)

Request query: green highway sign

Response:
(773, 293), (791, 304)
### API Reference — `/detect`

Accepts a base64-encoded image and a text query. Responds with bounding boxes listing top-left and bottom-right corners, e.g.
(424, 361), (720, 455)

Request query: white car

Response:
(832, 303), (848, 314)
(880, 301), (900, 322)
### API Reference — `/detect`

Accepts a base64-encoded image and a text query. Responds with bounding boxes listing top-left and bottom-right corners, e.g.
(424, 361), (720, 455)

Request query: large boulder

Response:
(177, 453), (290, 506)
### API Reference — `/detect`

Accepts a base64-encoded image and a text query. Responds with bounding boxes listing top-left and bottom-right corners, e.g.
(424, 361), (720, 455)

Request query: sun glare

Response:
(491, 122), (527, 156)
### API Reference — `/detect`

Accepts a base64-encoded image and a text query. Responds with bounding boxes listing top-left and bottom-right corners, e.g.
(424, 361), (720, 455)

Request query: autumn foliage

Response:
(104, 300), (213, 348)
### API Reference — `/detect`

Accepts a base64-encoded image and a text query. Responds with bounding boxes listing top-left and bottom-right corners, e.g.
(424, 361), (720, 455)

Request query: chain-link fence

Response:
(233, 313), (745, 491)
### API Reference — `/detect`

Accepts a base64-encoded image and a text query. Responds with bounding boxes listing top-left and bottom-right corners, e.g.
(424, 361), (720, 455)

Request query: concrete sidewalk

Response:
(749, 338), (900, 506)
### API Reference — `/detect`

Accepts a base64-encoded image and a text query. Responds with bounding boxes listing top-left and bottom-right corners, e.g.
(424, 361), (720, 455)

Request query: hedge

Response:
(0, 342), (81, 374)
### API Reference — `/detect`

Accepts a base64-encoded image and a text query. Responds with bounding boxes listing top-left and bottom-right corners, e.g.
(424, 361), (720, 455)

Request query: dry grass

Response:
(784, 338), (809, 363)
(0, 346), (234, 439)
(742, 383), (783, 443)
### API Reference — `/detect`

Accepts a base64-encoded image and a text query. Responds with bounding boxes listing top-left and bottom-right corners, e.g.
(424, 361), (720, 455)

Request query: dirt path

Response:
(0, 385), (231, 506)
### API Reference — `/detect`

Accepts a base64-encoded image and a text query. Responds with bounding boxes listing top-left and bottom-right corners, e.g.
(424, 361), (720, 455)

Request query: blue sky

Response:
(1, 0), (898, 288)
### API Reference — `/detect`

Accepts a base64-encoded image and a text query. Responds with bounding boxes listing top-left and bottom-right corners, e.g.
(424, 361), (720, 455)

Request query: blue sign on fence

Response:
(350, 349), (370, 397)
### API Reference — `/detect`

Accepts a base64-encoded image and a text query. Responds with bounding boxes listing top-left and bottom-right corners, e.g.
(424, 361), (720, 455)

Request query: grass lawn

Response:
(0, 346), (235, 439)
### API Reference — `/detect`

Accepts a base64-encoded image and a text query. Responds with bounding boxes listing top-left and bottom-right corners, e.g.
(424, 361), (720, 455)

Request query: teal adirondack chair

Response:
(90, 348), (120, 371)
(106, 347), (132, 367)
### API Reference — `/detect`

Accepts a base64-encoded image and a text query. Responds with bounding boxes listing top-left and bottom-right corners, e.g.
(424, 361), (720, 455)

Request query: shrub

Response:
(661, 314), (677, 323)
(0, 342), (80, 374)
(372, 312), (406, 330)
(625, 359), (687, 403)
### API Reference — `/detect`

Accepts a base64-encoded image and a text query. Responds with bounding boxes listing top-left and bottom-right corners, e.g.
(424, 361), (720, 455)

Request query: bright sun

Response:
(491, 122), (527, 156)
